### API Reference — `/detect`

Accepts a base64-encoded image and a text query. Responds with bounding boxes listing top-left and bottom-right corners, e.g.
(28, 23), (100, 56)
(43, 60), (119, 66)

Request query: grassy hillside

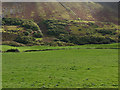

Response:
(2, 2), (118, 23)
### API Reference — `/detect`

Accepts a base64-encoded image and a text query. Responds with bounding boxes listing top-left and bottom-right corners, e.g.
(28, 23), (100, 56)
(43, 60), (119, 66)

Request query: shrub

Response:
(15, 36), (35, 44)
(44, 20), (68, 36)
(2, 21), (5, 25)
(56, 41), (75, 46)
(33, 32), (43, 38)
(58, 34), (70, 43)
(2, 18), (42, 32)
(65, 43), (75, 46)
(22, 21), (40, 31)
(47, 29), (68, 36)
(2, 18), (23, 25)
(23, 31), (30, 36)
(59, 34), (116, 45)
(2, 41), (25, 47)
(54, 38), (60, 42)
(56, 41), (65, 46)
(26, 29), (33, 33)
(97, 29), (115, 35)
(118, 35), (120, 43)
(47, 42), (58, 46)
(6, 49), (20, 52)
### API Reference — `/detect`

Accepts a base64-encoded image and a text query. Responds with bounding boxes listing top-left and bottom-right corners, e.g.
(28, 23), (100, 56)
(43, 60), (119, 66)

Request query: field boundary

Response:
(2, 47), (120, 53)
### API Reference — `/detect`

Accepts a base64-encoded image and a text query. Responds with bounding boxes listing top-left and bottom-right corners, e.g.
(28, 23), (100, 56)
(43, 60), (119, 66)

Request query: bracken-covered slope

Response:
(1, 2), (119, 46)
(2, 2), (118, 24)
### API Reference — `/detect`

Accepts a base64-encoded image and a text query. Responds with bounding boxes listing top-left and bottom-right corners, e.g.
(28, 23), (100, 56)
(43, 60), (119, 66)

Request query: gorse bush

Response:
(22, 21), (40, 31)
(6, 49), (20, 52)
(2, 18), (44, 45)
(33, 32), (43, 38)
(2, 18), (23, 25)
(44, 20), (68, 36)
(2, 18), (43, 45)
(97, 29), (116, 35)
(2, 41), (25, 47)
(26, 29), (33, 33)
(2, 18), (118, 46)
(15, 36), (35, 44)
(44, 19), (118, 45)
(23, 31), (30, 36)
(59, 35), (116, 45)
(47, 29), (68, 36)
(2, 18), (41, 31)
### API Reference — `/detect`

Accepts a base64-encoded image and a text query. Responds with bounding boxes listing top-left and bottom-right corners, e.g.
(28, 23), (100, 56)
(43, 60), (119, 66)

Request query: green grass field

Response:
(2, 46), (118, 88)
(1, 43), (119, 52)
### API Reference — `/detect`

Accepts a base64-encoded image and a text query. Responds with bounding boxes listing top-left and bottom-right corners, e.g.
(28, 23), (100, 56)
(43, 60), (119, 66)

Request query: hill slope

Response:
(2, 2), (118, 23)
(2, 2), (119, 46)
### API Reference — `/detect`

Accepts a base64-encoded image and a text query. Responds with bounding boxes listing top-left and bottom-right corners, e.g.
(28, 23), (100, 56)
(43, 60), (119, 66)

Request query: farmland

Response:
(1, 2), (119, 89)
(1, 17), (119, 88)
(1, 43), (119, 52)
(2, 44), (118, 88)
